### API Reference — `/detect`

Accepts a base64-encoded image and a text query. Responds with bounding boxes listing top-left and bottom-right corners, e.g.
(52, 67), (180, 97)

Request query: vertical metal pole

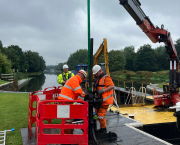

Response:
(87, 0), (91, 91)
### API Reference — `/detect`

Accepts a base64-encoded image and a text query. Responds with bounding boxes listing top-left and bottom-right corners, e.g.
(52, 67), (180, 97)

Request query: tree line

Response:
(56, 38), (180, 73)
(0, 40), (46, 74)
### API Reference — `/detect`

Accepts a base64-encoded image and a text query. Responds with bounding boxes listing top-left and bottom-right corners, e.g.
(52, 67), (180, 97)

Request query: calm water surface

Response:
(19, 73), (167, 92)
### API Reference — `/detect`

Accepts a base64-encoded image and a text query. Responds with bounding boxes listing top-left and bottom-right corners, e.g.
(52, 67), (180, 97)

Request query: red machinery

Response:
(119, 0), (180, 107)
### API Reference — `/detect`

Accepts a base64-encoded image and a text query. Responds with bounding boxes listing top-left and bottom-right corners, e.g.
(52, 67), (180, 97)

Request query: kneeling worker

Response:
(92, 65), (115, 133)
(57, 64), (74, 86)
(58, 69), (87, 134)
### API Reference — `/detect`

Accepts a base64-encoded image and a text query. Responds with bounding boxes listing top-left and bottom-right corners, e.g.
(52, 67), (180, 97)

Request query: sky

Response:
(0, 0), (180, 65)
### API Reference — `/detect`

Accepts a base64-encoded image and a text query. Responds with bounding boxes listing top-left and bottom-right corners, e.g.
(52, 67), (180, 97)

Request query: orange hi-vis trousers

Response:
(95, 105), (109, 128)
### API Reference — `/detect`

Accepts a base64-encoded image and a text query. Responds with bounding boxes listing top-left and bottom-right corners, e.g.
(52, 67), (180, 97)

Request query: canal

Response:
(19, 73), (166, 93)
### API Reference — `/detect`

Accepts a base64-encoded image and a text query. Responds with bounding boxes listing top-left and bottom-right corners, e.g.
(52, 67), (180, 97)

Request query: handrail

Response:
(125, 87), (136, 105)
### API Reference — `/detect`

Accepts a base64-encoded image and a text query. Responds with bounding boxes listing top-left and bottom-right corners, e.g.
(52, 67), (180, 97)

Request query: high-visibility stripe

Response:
(101, 75), (108, 89)
(59, 94), (73, 100)
(64, 84), (73, 91)
(78, 96), (84, 100)
(81, 92), (85, 97)
(97, 116), (104, 119)
(103, 94), (113, 101)
(74, 86), (81, 91)
(64, 85), (81, 92)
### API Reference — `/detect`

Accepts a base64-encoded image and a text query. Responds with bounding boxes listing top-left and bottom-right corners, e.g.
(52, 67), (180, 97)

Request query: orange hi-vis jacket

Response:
(94, 74), (114, 105)
(58, 75), (85, 100)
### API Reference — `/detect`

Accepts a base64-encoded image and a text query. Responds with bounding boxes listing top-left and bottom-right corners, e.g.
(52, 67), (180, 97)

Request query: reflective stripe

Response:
(78, 96), (84, 100)
(64, 85), (73, 91)
(97, 116), (104, 119)
(103, 94), (113, 101)
(101, 75), (108, 89)
(59, 94), (73, 100)
(74, 86), (81, 91)
(64, 85), (81, 92)
(81, 92), (85, 97)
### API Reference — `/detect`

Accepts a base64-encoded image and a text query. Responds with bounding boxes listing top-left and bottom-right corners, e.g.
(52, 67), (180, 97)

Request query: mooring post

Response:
(17, 69), (18, 81)
(118, 80), (120, 105)
(124, 80), (125, 104)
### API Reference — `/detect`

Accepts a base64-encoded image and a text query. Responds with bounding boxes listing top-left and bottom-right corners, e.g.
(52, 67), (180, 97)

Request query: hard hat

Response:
(92, 65), (101, 74)
(63, 64), (68, 69)
(78, 69), (87, 78)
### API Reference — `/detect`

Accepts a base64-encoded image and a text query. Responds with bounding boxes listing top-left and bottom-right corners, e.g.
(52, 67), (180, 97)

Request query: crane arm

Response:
(119, 0), (178, 59)
(119, 0), (179, 93)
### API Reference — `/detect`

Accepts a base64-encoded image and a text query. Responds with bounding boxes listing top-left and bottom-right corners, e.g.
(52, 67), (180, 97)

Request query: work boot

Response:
(97, 127), (107, 133)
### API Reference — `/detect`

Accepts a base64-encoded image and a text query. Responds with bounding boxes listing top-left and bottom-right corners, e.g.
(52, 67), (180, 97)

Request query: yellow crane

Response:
(94, 38), (110, 76)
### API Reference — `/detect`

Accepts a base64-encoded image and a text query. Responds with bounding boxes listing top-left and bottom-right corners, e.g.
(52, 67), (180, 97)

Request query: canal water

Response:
(19, 73), (167, 92)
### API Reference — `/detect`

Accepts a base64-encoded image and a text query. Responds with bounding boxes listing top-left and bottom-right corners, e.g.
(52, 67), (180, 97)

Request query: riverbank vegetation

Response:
(111, 70), (169, 81)
(55, 38), (180, 74)
(0, 40), (46, 74)
(0, 80), (9, 85)
(0, 93), (29, 145)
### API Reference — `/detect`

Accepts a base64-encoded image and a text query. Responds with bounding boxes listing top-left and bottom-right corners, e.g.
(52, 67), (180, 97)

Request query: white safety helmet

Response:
(92, 65), (101, 74)
(63, 64), (68, 69)
(78, 69), (87, 78)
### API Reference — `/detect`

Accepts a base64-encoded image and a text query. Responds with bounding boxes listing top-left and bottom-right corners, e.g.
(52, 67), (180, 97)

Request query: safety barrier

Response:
(36, 100), (88, 145)
(28, 86), (60, 138)
(28, 86), (88, 145)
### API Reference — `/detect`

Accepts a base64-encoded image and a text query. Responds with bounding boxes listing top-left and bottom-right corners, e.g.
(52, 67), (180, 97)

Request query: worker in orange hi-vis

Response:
(92, 65), (115, 133)
(58, 69), (87, 134)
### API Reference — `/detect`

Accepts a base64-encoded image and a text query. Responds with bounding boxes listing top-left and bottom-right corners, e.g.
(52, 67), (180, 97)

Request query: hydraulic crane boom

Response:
(119, 0), (180, 105)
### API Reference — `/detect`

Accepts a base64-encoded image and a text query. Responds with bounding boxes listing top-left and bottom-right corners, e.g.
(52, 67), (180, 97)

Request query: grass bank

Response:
(111, 70), (169, 81)
(13, 71), (43, 80)
(0, 93), (29, 145)
(0, 80), (9, 85)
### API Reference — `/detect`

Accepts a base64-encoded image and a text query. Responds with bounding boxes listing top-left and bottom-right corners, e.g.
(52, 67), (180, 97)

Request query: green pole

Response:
(87, 0), (91, 91)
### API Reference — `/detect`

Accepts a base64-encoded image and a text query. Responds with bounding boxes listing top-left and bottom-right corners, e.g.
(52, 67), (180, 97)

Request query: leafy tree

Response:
(134, 44), (158, 71)
(108, 50), (126, 72)
(154, 45), (169, 70)
(175, 38), (180, 58)
(0, 50), (12, 74)
(67, 49), (88, 70)
(123, 46), (136, 71)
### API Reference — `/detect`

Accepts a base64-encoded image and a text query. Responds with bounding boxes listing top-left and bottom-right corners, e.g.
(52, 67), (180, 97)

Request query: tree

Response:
(134, 44), (158, 71)
(123, 46), (136, 71)
(67, 49), (88, 70)
(0, 50), (12, 74)
(175, 38), (180, 58)
(108, 50), (126, 72)
(154, 45), (169, 70)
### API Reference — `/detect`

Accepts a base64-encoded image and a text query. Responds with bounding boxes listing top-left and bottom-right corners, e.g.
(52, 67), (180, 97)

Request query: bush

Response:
(136, 71), (153, 78)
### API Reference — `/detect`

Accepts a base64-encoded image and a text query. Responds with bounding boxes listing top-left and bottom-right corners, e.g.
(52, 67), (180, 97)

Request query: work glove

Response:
(98, 89), (104, 95)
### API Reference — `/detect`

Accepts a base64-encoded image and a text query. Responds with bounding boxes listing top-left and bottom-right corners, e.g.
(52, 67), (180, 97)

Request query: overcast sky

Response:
(1, 0), (180, 65)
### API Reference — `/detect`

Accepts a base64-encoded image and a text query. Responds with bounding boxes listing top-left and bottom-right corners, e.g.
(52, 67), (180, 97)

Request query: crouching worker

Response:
(92, 65), (115, 133)
(58, 69), (87, 134)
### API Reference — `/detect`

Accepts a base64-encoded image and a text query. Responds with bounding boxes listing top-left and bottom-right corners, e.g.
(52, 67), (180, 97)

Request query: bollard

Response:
(17, 69), (18, 81)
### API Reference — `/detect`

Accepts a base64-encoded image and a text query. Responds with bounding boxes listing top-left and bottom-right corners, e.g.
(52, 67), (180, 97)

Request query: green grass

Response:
(0, 80), (9, 85)
(157, 84), (163, 88)
(0, 93), (29, 145)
